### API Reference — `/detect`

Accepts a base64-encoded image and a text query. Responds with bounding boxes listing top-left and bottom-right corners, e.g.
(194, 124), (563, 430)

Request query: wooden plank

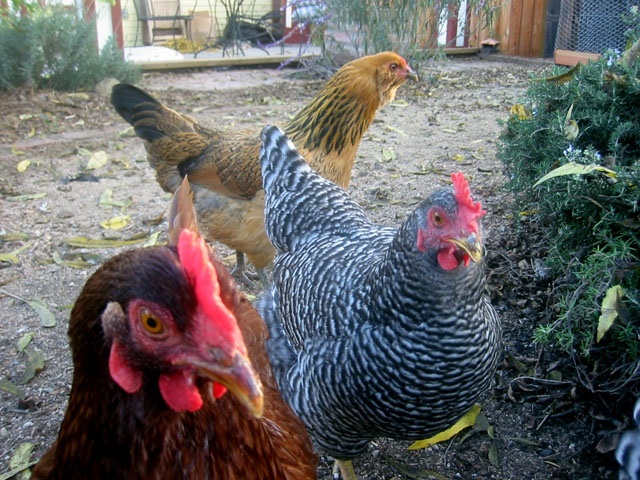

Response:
(519, 0), (534, 56)
(112, 0), (124, 50)
(136, 52), (317, 71)
(507, 0), (523, 55)
(554, 49), (600, 66)
(496, 1), (510, 53)
(443, 46), (481, 56)
(418, 7), (439, 49)
(530, 0), (546, 57)
(467, 9), (479, 47)
(445, 2), (458, 47)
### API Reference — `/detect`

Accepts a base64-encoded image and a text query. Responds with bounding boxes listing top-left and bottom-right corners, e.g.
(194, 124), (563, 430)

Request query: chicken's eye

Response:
(140, 309), (164, 334)
(432, 211), (445, 227)
(390, 63), (398, 70)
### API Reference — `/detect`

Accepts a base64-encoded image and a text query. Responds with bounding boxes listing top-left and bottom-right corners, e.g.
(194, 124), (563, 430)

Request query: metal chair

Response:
(135, 0), (194, 46)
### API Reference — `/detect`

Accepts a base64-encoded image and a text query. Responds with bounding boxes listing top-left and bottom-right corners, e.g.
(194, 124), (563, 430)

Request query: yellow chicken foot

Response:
(332, 459), (358, 480)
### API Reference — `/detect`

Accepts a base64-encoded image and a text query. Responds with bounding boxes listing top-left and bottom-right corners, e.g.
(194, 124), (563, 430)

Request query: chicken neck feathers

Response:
(258, 125), (501, 460)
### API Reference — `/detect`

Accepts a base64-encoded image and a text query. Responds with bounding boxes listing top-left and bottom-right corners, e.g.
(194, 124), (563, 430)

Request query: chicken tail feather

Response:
(111, 84), (161, 127)
(111, 83), (199, 143)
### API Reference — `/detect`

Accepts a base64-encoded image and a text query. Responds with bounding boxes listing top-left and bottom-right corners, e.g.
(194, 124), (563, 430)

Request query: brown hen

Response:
(30, 178), (318, 479)
(111, 52), (417, 286)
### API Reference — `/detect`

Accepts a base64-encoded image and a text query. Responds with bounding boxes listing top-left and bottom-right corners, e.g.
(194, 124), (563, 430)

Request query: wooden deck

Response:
(126, 44), (319, 71)
(137, 52), (316, 71)
(128, 45), (482, 72)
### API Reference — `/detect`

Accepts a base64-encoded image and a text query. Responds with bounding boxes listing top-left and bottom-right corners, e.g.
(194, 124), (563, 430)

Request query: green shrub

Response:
(0, 5), (140, 91)
(497, 52), (640, 395)
(322, 0), (499, 59)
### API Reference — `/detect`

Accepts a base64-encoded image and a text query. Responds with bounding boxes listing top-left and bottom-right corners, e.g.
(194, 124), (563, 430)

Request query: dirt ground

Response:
(0, 55), (624, 479)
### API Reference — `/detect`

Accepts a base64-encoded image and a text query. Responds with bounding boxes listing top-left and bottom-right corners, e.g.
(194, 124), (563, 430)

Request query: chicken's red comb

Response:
(177, 229), (246, 355)
(452, 172), (485, 217)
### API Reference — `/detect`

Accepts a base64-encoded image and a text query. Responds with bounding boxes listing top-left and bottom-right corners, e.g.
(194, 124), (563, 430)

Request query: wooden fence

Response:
(439, 0), (551, 58)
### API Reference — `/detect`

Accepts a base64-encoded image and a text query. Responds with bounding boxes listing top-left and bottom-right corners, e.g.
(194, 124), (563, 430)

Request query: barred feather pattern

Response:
(617, 398), (640, 480)
(258, 126), (502, 459)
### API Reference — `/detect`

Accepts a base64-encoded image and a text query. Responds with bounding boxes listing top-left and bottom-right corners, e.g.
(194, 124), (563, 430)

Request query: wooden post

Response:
(445, 2), (458, 47)
(112, 0), (125, 50)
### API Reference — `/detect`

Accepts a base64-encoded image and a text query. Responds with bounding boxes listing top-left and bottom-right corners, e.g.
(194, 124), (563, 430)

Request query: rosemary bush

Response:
(498, 52), (640, 395)
(0, 5), (140, 91)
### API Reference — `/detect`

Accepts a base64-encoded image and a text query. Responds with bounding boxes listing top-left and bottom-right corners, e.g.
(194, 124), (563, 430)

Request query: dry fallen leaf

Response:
(99, 189), (132, 210)
(18, 347), (45, 384)
(52, 251), (104, 269)
(510, 103), (531, 120)
(533, 161), (617, 187)
(5, 193), (47, 202)
(27, 298), (56, 327)
(382, 148), (396, 161)
(86, 150), (108, 170)
(100, 215), (131, 230)
(143, 231), (161, 247)
(0, 241), (33, 264)
(16, 160), (31, 172)
(62, 235), (153, 248)
(564, 119), (579, 140)
(597, 285), (625, 343)
(0, 289), (56, 327)
(17, 333), (34, 352)
(0, 232), (28, 242)
(0, 378), (24, 397)
(6, 442), (35, 480)
(488, 441), (500, 467)
(408, 404), (482, 450)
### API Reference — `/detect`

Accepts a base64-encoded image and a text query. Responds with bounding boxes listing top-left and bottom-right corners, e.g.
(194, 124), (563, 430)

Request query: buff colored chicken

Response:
(111, 52), (417, 286)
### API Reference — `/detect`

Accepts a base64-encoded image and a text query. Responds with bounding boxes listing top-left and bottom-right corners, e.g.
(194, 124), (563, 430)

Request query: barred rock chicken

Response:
(30, 178), (317, 479)
(110, 52), (417, 286)
(257, 126), (502, 479)
(617, 398), (640, 480)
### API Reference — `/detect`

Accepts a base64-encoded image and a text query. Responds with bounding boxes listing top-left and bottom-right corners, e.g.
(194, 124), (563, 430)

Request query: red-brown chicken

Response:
(30, 178), (318, 479)
(111, 52), (417, 286)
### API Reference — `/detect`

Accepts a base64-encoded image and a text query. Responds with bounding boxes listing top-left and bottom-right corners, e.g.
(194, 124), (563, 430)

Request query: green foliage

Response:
(497, 53), (640, 394)
(0, 5), (140, 91)
(322, 0), (498, 59)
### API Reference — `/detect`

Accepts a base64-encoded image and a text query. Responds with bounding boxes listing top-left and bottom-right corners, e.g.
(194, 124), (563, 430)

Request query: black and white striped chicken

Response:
(257, 125), (502, 478)
(617, 398), (640, 480)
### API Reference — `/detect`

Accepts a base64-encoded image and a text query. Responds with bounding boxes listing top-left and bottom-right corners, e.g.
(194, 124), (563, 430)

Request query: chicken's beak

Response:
(406, 67), (419, 82)
(196, 351), (264, 417)
(448, 232), (483, 264)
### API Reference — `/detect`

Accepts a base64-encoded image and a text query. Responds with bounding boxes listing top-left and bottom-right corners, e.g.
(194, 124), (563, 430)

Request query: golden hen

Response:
(30, 177), (318, 479)
(111, 52), (417, 286)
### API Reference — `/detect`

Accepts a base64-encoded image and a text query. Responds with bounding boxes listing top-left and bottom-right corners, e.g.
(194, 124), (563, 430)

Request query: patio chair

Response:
(135, 0), (195, 47)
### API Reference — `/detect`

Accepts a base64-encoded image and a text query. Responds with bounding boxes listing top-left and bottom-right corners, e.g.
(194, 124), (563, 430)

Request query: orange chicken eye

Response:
(432, 211), (444, 227)
(140, 309), (164, 334)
